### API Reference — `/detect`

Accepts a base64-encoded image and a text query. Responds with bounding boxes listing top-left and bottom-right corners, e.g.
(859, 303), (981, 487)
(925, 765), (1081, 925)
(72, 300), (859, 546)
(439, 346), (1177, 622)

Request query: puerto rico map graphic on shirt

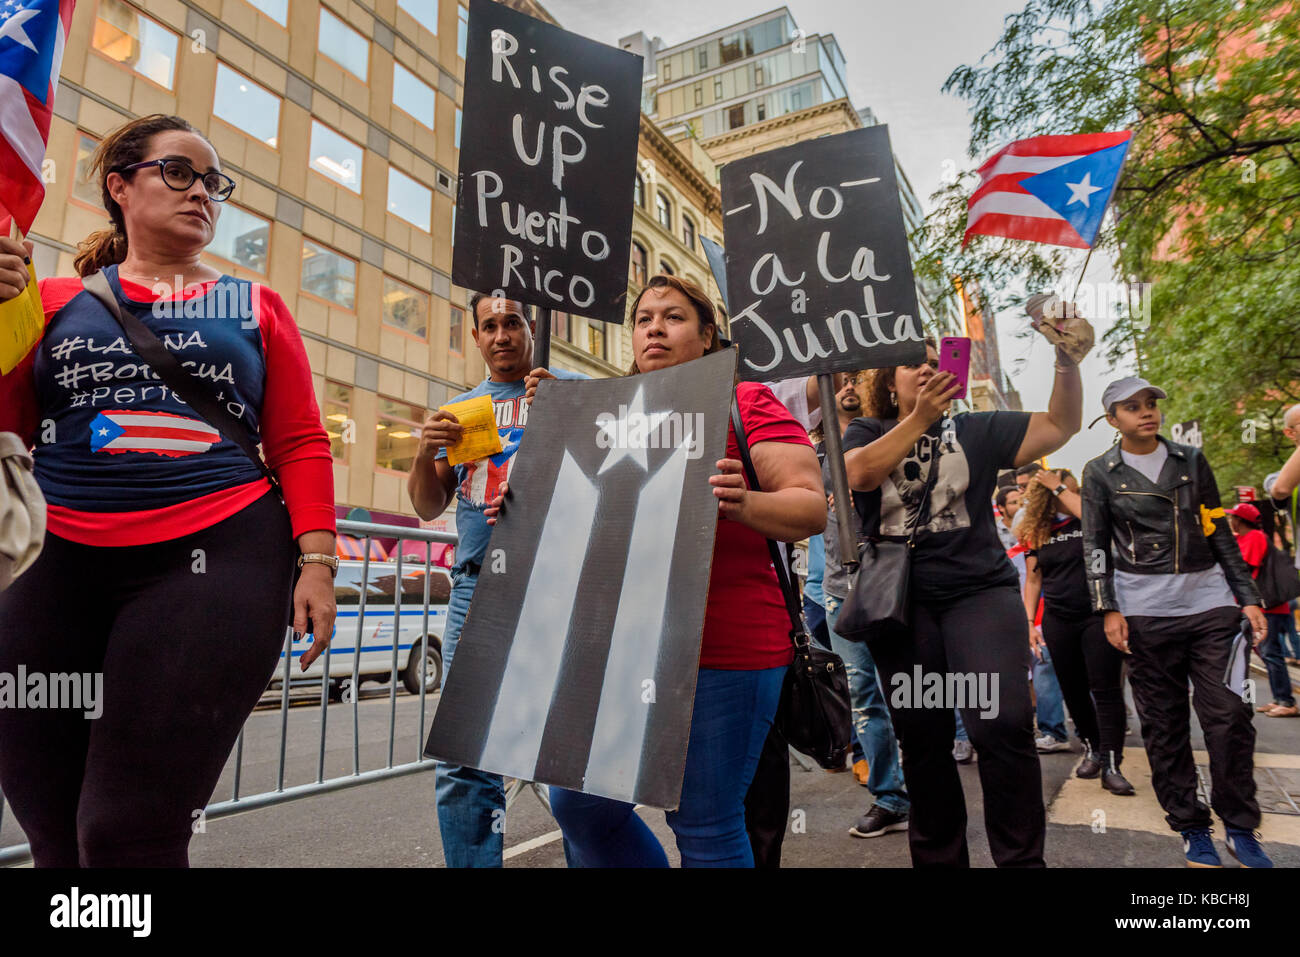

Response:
(879, 421), (971, 536)
(88, 410), (221, 457)
(456, 395), (527, 508)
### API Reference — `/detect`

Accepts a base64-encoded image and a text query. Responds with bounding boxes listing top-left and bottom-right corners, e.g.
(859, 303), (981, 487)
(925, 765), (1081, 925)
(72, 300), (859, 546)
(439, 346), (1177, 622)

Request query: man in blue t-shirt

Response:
(408, 293), (582, 867)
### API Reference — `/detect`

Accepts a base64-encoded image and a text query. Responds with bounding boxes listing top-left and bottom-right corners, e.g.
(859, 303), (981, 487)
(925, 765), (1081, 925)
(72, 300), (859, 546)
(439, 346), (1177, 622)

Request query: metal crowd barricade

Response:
(0, 519), (457, 867)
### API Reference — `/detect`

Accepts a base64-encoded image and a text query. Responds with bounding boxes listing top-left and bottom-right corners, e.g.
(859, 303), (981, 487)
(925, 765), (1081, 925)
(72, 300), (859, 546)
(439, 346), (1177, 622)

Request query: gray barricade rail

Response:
(0, 519), (457, 867)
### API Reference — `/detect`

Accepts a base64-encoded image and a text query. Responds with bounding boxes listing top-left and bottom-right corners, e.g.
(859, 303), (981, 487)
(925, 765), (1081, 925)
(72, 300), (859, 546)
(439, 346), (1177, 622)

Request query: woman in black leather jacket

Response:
(1080, 377), (1272, 869)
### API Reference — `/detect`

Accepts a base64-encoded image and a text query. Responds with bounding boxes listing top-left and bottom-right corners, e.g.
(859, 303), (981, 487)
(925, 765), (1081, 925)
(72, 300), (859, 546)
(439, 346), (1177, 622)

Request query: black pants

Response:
(0, 491), (295, 866)
(1040, 607), (1126, 761)
(744, 719), (790, 868)
(1126, 606), (1259, 833)
(868, 585), (1045, 867)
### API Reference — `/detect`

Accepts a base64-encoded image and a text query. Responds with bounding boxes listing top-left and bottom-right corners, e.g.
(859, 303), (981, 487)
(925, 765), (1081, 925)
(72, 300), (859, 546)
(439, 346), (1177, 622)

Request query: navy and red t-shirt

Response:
(0, 265), (334, 546)
(700, 381), (812, 670)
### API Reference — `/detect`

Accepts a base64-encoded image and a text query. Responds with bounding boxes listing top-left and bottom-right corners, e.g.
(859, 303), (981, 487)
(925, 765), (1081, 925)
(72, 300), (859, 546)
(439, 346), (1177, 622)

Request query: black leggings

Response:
(868, 584), (1045, 868)
(0, 491), (294, 866)
(1039, 607), (1126, 761)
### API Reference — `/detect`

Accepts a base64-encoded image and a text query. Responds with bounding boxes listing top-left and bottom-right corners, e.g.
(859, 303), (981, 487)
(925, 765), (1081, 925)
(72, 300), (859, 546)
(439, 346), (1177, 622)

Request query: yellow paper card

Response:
(0, 263), (42, 375)
(441, 394), (503, 466)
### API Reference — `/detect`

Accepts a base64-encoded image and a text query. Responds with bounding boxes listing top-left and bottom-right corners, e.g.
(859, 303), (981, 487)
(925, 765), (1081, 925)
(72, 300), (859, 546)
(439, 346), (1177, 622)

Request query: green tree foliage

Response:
(919, 0), (1300, 493)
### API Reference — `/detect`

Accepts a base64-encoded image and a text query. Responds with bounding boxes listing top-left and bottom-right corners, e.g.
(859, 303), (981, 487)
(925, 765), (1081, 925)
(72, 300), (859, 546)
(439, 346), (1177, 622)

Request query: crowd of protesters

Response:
(0, 111), (1292, 871)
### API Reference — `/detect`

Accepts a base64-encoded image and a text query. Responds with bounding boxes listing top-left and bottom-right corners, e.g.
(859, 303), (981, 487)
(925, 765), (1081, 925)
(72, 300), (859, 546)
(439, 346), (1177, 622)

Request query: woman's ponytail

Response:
(73, 224), (129, 277)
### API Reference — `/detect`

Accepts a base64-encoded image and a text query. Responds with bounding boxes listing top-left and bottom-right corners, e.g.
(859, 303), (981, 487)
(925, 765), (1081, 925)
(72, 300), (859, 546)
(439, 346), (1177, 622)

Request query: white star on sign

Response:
(0, 6), (39, 52)
(98, 428), (108, 436)
(596, 385), (670, 475)
(1065, 172), (1104, 207)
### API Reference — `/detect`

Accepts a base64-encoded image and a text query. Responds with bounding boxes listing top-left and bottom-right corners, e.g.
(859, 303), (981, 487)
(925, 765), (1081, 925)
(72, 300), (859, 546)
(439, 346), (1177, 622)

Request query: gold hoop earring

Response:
(889, 390), (897, 406)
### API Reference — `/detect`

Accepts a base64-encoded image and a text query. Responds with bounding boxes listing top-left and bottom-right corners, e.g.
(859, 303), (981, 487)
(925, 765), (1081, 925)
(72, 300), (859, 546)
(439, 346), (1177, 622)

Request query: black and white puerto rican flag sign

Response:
(721, 125), (926, 381)
(424, 349), (737, 809)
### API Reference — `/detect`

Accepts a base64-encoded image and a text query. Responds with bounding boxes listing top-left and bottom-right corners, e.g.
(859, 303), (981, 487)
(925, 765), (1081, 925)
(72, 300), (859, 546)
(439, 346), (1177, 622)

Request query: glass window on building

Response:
(382, 276), (428, 338)
(245, 0), (288, 25)
(693, 84), (703, 107)
(455, 108), (462, 148)
(91, 0), (179, 90)
(214, 64), (280, 147)
(661, 59), (671, 81)
(208, 204), (269, 273)
(756, 101), (766, 122)
(449, 305), (464, 354)
(586, 320), (605, 361)
(393, 62), (436, 129)
(376, 397), (425, 472)
(659, 259), (675, 276)
(388, 167), (432, 232)
(728, 105), (744, 130)
(633, 173), (645, 208)
(682, 215), (695, 251)
(72, 134), (103, 209)
(631, 241), (647, 286)
(552, 311), (569, 341)
(655, 192), (671, 230)
(697, 47), (708, 70)
(324, 380), (353, 462)
(397, 0), (438, 33)
(457, 4), (469, 59)
(318, 7), (369, 82)
(301, 240), (357, 309)
(309, 121), (363, 193)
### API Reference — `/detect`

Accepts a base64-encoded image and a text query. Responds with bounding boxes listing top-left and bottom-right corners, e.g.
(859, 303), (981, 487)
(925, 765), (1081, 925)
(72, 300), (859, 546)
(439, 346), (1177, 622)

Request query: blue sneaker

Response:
(1182, 828), (1223, 868)
(1225, 829), (1274, 868)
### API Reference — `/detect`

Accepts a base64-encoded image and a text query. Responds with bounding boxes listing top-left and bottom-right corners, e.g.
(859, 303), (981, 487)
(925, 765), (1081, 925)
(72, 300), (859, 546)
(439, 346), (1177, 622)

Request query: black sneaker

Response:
(849, 804), (909, 838)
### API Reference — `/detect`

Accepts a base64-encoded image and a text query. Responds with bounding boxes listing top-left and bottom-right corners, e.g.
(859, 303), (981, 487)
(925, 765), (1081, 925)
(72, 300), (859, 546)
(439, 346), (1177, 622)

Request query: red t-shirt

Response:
(1234, 528), (1290, 614)
(699, 382), (813, 670)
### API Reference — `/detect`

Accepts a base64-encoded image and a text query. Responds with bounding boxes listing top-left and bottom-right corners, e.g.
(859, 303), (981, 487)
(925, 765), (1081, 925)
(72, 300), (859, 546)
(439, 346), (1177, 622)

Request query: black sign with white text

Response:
(451, 0), (643, 324)
(721, 126), (925, 381)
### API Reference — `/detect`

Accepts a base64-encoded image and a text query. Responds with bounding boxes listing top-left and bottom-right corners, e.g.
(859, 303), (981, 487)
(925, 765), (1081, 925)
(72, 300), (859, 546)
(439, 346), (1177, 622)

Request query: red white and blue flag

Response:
(0, 0), (75, 235)
(89, 410), (222, 457)
(964, 131), (1133, 250)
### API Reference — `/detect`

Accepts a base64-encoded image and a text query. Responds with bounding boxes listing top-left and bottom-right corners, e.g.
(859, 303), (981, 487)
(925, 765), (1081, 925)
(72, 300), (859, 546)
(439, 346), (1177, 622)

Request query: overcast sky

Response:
(539, 0), (1131, 467)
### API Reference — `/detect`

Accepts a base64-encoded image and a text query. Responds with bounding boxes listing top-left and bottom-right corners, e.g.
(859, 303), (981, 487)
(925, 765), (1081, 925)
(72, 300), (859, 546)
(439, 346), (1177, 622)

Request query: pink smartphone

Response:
(938, 336), (971, 401)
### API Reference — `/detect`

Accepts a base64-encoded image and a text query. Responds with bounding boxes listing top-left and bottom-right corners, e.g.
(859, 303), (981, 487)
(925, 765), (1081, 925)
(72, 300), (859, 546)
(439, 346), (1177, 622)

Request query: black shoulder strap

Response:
(81, 270), (280, 492)
(730, 396), (807, 644)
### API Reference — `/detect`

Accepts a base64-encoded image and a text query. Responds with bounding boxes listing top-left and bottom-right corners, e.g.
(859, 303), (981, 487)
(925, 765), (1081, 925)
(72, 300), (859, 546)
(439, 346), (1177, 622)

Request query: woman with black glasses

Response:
(0, 114), (337, 866)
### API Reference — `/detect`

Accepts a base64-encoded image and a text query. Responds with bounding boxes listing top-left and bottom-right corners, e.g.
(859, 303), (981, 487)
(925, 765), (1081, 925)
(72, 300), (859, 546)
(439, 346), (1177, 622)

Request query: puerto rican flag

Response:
(89, 410), (222, 457)
(964, 131), (1133, 250)
(0, 0), (75, 235)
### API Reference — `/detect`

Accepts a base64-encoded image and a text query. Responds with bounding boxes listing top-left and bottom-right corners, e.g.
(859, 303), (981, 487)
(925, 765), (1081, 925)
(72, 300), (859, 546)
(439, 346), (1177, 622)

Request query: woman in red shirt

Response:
(515, 275), (825, 865)
(0, 114), (336, 866)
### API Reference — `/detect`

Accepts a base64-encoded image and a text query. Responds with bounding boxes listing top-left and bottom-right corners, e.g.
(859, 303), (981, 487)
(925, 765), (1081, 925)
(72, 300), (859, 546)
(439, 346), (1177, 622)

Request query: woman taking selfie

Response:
(0, 114), (336, 866)
(511, 275), (826, 866)
(841, 324), (1082, 868)
(1018, 468), (1134, 795)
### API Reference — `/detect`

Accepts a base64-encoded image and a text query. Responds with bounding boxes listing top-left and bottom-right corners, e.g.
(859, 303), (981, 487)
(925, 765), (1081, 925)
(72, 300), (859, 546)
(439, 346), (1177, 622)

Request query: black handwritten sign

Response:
(451, 0), (643, 324)
(721, 126), (925, 381)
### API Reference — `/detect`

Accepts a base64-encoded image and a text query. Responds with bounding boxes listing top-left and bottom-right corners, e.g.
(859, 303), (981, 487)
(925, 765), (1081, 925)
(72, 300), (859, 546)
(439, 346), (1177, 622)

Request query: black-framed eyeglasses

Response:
(116, 159), (236, 202)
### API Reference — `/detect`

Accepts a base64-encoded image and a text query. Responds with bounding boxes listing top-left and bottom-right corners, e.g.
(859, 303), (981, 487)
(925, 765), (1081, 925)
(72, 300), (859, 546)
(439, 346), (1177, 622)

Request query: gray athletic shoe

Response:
(952, 739), (974, 764)
(1035, 734), (1071, 753)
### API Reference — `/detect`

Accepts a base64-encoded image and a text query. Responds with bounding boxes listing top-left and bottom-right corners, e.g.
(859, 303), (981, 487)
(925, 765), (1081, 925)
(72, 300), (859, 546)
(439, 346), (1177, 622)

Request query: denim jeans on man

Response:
(825, 597), (909, 814)
(1259, 612), (1297, 707)
(433, 571), (507, 867)
(550, 665), (785, 866)
(1033, 644), (1069, 742)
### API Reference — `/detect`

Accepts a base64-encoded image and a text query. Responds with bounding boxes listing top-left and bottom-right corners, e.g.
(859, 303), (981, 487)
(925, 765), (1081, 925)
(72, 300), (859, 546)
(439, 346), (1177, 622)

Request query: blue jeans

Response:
(550, 665), (785, 867)
(433, 572), (507, 868)
(1033, 644), (1068, 742)
(1259, 613), (1297, 707)
(825, 597), (909, 814)
(953, 707), (969, 742)
(1280, 603), (1300, 660)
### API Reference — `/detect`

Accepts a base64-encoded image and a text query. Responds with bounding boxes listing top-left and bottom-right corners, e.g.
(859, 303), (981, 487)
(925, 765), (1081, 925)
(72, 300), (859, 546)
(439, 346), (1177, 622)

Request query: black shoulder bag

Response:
(81, 270), (312, 629)
(729, 400), (850, 771)
(833, 427), (943, 644)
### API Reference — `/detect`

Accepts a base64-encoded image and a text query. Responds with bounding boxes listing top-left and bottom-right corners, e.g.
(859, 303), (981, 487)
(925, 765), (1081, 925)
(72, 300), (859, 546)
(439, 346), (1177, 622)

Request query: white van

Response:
(274, 560), (451, 700)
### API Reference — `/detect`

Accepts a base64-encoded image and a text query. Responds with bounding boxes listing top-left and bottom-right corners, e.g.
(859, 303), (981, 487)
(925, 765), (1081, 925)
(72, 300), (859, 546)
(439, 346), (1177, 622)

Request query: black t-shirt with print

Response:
(1027, 516), (1093, 618)
(842, 410), (1031, 602)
